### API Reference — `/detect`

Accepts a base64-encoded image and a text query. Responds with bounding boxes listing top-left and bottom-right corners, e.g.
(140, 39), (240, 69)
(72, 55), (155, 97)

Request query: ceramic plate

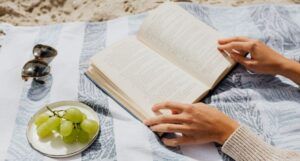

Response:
(26, 101), (100, 158)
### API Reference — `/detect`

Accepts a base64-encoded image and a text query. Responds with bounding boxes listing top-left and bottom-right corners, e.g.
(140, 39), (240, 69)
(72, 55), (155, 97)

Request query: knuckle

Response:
(184, 115), (194, 122)
(185, 106), (194, 113)
(185, 126), (194, 131)
(164, 101), (172, 107)
(172, 140), (179, 146)
(239, 36), (247, 39)
(234, 36), (241, 40)
(235, 36), (244, 40)
(235, 36), (248, 42)
(190, 127), (198, 133)
(250, 40), (260, 50)
(227, 43), (234, 48)
(197, 102), (205, 106)
(186, 103), (194, 108)
(165, 125), (172, 131)
(253, 39), (261, 44)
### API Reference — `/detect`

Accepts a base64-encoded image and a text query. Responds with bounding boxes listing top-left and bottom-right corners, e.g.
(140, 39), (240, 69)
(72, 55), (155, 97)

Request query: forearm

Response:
(279, 59), (300, 85)
(222, 126), (300, 161)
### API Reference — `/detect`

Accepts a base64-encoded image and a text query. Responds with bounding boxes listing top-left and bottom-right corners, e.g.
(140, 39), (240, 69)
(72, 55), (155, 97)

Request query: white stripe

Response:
(108, 98), (154, 161)
(181, 144), (223, 161)
(43, 153), (81, 161)
(48, 22), (85, 102)
(106, 17), (153, 161)
(0, 26), (40, 159)
(43, 22), (85, 161)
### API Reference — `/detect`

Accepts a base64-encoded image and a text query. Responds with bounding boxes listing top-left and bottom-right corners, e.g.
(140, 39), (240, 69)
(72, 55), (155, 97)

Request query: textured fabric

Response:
(222, 126), (300, 161)
(1, 2), (300, 161)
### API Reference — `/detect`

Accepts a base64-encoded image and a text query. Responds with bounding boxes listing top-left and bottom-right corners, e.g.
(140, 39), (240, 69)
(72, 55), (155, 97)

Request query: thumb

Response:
(162, 136), (194, 146)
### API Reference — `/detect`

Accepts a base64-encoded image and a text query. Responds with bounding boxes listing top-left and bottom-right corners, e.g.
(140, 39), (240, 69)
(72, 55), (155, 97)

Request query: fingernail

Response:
(152, 103), (158, 108)
(151, 106), (156, 111)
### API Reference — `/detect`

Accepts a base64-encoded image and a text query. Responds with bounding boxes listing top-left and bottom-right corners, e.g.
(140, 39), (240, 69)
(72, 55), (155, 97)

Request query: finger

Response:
(192, 102), (205, 106)
(218, 36), (250, 44)
(149, 124), (191, 133)
(230, 53), (257, 69)
(143, 114), (192, 126)
(153, 108), (181, 115)
(218, 47), (247, 58)
(152, 101), (189, 113)
(229, 53), (248, 63)
(162, 136), (195, 147)
(218, 41), (254, 54)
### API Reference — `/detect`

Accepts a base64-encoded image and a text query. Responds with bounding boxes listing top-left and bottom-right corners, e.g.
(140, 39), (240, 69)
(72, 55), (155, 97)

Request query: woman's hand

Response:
(143, 102), (239, 147)
(217, 37), (290, 75)
(218, 36), (300, 84)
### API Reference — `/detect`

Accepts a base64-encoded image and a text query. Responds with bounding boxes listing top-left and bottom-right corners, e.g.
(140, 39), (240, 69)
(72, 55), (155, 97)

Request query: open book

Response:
(86, 3), (235, 121)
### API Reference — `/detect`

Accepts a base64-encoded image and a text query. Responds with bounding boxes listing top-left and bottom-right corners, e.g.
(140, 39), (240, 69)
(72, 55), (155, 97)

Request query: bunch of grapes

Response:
(34, 106), (99, 144)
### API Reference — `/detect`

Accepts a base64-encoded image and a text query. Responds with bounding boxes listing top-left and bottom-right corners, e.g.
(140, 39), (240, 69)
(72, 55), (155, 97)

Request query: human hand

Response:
(143, 102), (239, 147)
(217, 37), (290, 75)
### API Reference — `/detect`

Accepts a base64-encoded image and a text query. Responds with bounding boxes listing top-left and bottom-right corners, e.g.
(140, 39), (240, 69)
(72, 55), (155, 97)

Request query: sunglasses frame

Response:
(21, 44), (57, 83)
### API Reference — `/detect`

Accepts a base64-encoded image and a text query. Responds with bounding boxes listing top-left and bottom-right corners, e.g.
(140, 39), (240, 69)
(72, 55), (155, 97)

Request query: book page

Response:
(87, 67), (149, 120)
(138, 3), (235, 88)
(91, 37), (209, 117)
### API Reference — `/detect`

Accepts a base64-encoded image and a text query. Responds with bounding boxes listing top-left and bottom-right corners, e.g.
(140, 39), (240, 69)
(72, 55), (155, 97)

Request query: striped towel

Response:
(1, 2), (300, 161)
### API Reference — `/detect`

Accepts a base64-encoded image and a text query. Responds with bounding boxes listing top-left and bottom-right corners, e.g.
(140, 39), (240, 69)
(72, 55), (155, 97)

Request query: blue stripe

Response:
(77, 22), (118, 161)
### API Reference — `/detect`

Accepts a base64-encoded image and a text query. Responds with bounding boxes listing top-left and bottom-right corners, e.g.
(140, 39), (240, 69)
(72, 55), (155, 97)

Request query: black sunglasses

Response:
(22, 44), (57, 83)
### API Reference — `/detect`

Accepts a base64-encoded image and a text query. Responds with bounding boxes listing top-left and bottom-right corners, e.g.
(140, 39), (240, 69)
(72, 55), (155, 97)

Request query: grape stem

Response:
(46, 106), (64, 118)
(74, 122), (79, 130)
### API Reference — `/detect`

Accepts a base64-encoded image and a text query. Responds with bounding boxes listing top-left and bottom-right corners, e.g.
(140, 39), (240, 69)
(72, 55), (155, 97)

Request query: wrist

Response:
(276, 57), (291, 76)
(217, 119), (239, 145)
(278, 59), (299, 77)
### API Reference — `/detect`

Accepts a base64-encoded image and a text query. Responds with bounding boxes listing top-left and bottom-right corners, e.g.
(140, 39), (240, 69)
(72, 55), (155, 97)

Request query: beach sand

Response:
(0, 0), (299, 26)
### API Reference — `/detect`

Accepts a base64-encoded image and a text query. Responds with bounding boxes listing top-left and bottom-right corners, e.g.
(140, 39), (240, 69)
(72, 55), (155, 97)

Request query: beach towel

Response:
(0, 3), (300, 161)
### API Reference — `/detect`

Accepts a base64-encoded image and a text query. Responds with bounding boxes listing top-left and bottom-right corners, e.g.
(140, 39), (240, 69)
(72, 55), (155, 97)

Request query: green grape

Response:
(82, 113), (87, 120)
(80, 119), (99, 136)
(37, 116), (61, 138)
(48, 116), (61, 130)
(37, 122), (52, 138)
(60, 120), (74, 136)
(34, 113), (49, 127)
(63, 130), (77, 144)
(54, 125), (60, 133)
(63, 108), (83, 123)
(78, 129), (90, 143)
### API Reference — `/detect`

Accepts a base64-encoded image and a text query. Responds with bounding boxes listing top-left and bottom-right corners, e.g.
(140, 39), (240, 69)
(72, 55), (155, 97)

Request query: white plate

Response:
(26, 101), (100, 158)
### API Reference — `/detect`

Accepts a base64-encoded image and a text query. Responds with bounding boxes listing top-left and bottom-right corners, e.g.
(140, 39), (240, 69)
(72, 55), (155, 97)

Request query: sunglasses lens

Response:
(22, 60), (50, 81)
(33, 44), (57, 62)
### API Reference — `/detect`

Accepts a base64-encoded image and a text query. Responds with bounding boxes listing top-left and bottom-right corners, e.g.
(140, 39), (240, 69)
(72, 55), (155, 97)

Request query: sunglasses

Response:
(22, 44), (57, 83)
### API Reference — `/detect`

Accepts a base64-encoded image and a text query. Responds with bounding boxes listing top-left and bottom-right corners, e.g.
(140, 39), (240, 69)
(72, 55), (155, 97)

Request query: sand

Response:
(0, 0), (299, 26)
